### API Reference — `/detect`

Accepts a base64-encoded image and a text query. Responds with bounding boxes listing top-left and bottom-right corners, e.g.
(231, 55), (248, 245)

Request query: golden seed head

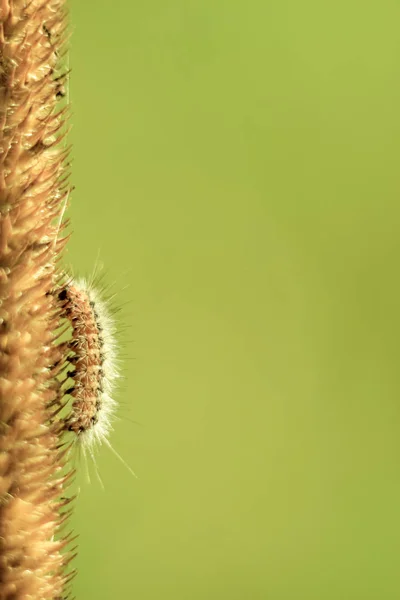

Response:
(0, 1), (73, 597)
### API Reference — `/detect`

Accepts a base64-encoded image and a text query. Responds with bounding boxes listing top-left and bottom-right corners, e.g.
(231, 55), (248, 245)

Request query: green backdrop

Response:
(67, 1), (400, 598)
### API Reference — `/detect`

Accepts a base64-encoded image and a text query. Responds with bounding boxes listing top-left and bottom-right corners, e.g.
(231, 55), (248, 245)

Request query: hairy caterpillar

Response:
(57, 276), (136, 483)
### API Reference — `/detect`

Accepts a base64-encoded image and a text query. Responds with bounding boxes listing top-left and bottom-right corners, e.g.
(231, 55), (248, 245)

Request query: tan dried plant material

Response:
(0, 1), (74, 598)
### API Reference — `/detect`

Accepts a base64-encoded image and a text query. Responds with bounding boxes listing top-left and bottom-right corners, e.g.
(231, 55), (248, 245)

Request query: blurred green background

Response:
(66, 1), (400, 598)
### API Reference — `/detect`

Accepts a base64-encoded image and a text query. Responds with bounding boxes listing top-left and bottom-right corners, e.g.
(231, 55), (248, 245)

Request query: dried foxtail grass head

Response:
(0, 1), (75, 598)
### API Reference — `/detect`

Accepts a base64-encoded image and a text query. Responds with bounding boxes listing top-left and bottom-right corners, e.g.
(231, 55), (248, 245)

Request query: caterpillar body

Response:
(58, 277), (136, 482)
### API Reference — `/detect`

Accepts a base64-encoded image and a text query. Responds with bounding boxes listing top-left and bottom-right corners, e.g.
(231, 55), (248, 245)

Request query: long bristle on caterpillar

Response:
(56, 276), (136, 482)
